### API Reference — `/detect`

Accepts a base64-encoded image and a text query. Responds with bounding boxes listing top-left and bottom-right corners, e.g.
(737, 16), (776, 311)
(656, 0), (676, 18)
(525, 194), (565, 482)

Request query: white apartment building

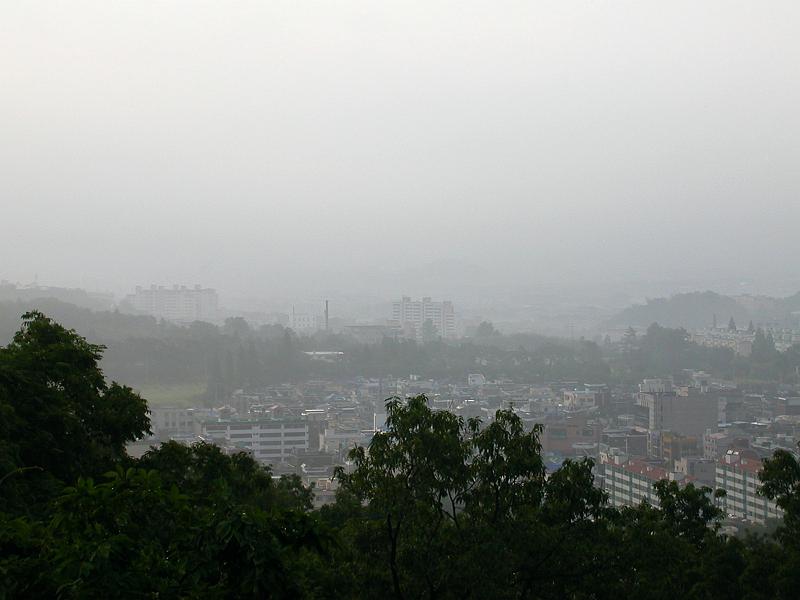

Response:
(391, 296), (456, 341)
(716, 449), (783, 524)
(691, 330), (754, 356)
(692, 327), (800, 356)
(601, 450), (784, 525)
(600, 456), (675, 508)
(289, 311), (319, 333)
(199, 418), (309, 464)
(124, 285), (218, 323)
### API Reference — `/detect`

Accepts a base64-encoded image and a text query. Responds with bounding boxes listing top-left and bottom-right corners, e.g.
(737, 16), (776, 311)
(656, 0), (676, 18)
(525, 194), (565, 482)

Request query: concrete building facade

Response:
(391, 296), (456, 340)
(200, 418), (309, 464)
(124, 285), (218, 323)
(636, 382), (719, 458)
(716, 449), (783, 524)
(600, 457), (684, 509)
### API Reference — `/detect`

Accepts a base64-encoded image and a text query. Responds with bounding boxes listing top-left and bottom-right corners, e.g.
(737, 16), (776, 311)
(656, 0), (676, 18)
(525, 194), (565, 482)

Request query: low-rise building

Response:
(674, 456), (717, 486)
(149, 407), (197, 437)
(343, 325), (403, 344)
(775, 397), (800, 416)
(602, 427), (648, 458)
(199, 417), (309, 465)
(562, 389), (598, 412)
(467, 373), (487, 386)
(660, 431), (700, 463)
(542, 417), (602, 456)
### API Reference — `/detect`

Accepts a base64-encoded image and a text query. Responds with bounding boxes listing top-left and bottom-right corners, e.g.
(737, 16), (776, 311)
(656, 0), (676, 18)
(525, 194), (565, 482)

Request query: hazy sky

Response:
(2, 1), (799, 300)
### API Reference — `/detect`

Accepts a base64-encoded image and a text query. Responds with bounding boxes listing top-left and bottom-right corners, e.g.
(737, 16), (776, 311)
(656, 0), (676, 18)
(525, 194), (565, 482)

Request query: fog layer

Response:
(2, 1), (798, 296)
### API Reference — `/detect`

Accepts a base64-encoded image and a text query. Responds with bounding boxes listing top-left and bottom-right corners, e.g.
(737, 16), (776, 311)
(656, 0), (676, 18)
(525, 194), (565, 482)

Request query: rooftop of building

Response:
(720, 449), (764, 474)
(202, 416), (307, 426)
(623, 459), (670, 481)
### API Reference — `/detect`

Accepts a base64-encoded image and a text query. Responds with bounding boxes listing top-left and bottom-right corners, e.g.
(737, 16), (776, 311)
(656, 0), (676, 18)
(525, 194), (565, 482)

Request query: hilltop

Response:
(606, 290), (800, 330)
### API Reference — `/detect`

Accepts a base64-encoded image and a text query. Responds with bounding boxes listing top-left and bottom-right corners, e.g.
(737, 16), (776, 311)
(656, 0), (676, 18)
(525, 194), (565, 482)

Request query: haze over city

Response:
(3, 1), (799, 304)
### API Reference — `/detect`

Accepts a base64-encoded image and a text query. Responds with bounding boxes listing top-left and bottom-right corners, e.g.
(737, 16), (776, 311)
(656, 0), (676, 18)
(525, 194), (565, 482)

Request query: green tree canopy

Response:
(0, 312), (150, 514)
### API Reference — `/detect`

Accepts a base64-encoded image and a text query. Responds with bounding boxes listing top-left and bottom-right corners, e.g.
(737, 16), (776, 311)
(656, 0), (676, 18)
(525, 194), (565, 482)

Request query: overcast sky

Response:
(2, 1), (799, 300)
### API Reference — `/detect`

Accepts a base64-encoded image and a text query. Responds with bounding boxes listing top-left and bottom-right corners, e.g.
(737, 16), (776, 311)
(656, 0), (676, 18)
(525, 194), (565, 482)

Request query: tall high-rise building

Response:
(391, 296), (456, 340)
(123, 285), (218, 323)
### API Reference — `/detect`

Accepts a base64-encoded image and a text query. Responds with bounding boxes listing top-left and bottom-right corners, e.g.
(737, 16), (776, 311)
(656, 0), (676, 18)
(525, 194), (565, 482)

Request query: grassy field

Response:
(135, 382), (207, 408)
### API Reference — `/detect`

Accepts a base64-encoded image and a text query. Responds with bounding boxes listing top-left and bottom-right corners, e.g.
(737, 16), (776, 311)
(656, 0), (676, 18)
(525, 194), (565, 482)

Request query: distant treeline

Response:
(611, 323), (800, 387)
(2, 301), (800, 400)
(0, 300), (612, 392)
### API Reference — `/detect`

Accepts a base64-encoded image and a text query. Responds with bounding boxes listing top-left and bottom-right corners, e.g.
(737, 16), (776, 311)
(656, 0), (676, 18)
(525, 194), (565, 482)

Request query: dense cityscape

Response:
(4, 280), (800, 531)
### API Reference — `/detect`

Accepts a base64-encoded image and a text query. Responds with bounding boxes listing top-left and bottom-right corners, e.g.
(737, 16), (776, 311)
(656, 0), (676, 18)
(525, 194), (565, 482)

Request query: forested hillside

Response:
(4, 303), (800, 402)
(607, 290), (800, 331)
(606, 291), (750, 330)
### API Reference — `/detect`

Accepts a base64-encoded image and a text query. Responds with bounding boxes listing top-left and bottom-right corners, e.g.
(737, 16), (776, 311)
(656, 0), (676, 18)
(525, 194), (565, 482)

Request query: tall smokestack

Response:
(325, 300), (329, 331)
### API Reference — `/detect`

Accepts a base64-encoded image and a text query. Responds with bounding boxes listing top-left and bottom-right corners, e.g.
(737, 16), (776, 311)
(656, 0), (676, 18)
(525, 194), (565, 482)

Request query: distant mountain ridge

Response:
(0, 282), (114, 311)
(606, 290), (800, 330)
